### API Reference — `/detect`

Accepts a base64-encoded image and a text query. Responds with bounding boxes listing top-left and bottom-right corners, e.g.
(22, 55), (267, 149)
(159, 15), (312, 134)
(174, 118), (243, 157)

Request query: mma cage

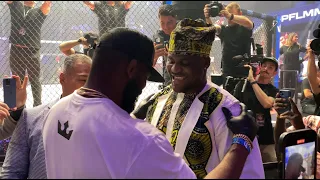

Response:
(0, 1), (279, 161)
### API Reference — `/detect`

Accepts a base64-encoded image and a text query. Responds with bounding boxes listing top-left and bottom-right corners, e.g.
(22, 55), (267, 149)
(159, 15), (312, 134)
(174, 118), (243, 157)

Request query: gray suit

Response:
(0, 99), (59, 179)
(0, 116), (17, 140)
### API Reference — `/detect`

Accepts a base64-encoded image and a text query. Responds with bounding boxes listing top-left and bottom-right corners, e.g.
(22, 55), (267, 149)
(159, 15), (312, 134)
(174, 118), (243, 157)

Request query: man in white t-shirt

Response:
(42, 27), (259, 179)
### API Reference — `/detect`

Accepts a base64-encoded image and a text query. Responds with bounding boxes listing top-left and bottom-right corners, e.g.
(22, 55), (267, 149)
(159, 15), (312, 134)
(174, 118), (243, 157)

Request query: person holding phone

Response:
(233, 57), (279, 163)
(153, 4), (178, 87)
(306, 40), (320, 115)
(0, 75), (28, 140)
(274, 96), (320, 178)
(0, 54), (92, 179)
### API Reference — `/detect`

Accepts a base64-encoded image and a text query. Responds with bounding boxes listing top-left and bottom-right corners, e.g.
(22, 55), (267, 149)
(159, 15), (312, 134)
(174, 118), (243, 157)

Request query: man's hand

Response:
(219, 9), (232, 19)
(0, 102), (10, 124)
(13, 75), (28, 110)
(222, 103), (258, 141)
(244, 65), (255, 82)
(153, 43), (168, 66)
(78, 37), (90, 47)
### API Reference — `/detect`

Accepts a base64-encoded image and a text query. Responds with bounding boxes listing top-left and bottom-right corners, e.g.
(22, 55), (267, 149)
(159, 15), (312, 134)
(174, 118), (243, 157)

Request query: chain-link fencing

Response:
(209, 15), (272, 75)
(0, 1), (274, 155)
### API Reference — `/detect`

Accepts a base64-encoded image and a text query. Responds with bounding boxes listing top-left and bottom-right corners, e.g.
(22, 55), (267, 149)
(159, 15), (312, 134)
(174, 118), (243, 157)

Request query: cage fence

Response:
(0, 1), (273, 154)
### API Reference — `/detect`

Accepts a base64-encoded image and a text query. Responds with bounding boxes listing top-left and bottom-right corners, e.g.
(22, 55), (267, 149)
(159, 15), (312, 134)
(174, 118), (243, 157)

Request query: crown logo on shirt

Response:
(58, 120), (73, 140)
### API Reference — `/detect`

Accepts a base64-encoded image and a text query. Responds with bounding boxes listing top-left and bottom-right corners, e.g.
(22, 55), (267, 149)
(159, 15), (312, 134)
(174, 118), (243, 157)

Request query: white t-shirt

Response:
(42, 91), (196, 179)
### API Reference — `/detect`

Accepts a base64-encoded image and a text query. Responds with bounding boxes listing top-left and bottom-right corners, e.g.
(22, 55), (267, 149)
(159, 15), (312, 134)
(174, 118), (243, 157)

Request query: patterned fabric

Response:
(0, 99), (59, 179)
(146, 87), (223, 178)
(168, 18), (216, 57)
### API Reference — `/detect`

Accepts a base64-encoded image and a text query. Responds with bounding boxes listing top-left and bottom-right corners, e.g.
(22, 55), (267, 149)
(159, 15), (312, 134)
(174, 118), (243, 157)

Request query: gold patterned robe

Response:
(145, 82), (265, 179)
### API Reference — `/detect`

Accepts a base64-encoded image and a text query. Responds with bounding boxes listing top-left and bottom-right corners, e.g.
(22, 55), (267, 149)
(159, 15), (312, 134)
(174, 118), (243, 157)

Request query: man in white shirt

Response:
(43, 27), (260, 179)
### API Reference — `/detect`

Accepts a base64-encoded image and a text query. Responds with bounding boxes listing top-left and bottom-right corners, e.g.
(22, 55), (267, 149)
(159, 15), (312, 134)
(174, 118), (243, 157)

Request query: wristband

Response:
(250, 81), (258, 85)
(233, 134), (253, 150)
(77, 39), (82, 43)
(232, 137), (252, 153)
(229, 14), (234, 20)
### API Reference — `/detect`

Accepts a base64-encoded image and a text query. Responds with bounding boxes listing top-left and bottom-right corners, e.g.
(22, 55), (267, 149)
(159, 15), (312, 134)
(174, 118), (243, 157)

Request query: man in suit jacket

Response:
(0, 54), (92, 179)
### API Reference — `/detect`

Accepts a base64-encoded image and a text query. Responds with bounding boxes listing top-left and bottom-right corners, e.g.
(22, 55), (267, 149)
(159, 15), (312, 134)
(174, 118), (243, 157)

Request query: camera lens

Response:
(310, 39), (320, 52)
(5, 79), (10, 86)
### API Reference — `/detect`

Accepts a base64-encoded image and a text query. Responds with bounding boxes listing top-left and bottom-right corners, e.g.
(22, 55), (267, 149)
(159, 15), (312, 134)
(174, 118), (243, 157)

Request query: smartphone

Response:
(3, 78), (16, 109)
(278, 129), (317, 179)
(277, 89), (292, 114)
(155, 37), (164, 49)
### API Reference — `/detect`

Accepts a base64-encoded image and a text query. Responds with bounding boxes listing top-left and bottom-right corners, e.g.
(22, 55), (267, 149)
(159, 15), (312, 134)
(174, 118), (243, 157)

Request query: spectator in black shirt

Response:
(59, 32), (99, 58)
(7, 1), (51, 107)
(301, 76), (319, 116)
(306, 40), (320, 115)
(153, 4), (177, 87)
(280, 32), (306, 90)
(204, 2), (253, 93)
(233, 57), (279, 163)
(83, 1), (132, 36)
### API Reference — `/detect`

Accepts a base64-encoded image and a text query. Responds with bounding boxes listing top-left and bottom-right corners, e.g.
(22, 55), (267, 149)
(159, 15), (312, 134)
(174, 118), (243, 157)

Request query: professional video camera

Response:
(232, 44), (264, 78)
(310, 24), (320, 56)
(208, 1), (224, 17)
(224, 44), (264, 93)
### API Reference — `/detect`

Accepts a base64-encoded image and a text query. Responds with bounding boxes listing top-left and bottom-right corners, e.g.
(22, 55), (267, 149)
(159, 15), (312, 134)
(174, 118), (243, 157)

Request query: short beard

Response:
(121, 79), (142, 114)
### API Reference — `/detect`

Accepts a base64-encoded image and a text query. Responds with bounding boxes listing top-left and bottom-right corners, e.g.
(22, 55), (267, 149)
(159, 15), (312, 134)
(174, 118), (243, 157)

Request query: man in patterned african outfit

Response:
(141, 18), (264, 179)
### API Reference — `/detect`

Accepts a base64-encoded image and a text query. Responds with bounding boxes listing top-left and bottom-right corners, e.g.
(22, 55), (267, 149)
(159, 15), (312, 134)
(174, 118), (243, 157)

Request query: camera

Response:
(232, 44), (264, 78)
(208, 1), (224, 17)
(310, 24), (320, 55)
(84, 33), (99, 48)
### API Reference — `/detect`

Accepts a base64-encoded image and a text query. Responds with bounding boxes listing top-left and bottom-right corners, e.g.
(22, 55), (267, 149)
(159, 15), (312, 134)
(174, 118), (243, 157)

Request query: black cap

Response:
(262, 57), (278, 71)
(96, 28), (164, 83)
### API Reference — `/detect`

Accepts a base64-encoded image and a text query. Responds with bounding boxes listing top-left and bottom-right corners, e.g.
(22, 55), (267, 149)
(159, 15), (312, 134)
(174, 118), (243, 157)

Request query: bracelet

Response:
(229, 14), (234, 20)
(233, 134), (253, 150)
(250, 81), (258, 85)
(77, 39), (82, 43)
(232, 137), (252, 153)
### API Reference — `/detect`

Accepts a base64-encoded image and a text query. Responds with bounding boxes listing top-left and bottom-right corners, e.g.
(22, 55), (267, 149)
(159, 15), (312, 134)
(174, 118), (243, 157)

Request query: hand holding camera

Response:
(77, 37), (90, 47)
(243, 65), (255, 82)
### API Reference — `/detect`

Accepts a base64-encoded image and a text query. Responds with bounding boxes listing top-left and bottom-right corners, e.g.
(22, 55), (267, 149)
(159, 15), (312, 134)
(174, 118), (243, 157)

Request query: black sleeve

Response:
(92, 1), (105, 17)
(313, 93), (320, 107)
(8, 1), (24, 20)
(299, 45), (307, 53)
(9, 106), (25, 122)
(302, 78), (311, 91)
(280, 46), (284, 55)
(217, 25), (225, 40)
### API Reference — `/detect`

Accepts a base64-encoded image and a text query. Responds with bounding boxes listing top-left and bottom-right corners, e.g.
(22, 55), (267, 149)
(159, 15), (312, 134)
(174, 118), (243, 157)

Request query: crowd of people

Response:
(0, 1), (319, 179)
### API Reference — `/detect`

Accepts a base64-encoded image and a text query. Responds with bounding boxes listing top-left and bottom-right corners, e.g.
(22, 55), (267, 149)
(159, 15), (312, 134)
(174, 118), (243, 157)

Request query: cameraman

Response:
(59, 32), (99, 58)
(307, 39), (320, 115)
(233, 57), (279, 163)
(204, 2), (254, 93)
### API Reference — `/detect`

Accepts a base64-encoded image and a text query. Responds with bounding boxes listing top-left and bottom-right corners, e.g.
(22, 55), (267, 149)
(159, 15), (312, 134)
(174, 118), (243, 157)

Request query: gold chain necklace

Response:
(77, 87), (108, 99)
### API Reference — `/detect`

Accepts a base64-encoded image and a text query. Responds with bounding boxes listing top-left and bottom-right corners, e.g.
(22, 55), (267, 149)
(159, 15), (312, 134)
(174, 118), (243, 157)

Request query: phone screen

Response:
(284, 142), (316, 179)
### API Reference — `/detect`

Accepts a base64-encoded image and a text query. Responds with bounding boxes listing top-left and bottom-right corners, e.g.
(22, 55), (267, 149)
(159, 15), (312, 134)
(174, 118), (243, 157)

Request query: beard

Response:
(121, 78), (143, 114)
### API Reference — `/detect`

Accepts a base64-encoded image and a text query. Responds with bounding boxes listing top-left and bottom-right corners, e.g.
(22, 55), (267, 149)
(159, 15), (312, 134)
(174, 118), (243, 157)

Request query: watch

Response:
(250, 81), (258, 85)
(229, 14), (234, 20)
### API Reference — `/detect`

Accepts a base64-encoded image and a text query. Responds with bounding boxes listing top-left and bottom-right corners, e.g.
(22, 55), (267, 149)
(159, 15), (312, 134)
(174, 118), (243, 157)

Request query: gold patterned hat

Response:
(168, 18), (216, 57)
